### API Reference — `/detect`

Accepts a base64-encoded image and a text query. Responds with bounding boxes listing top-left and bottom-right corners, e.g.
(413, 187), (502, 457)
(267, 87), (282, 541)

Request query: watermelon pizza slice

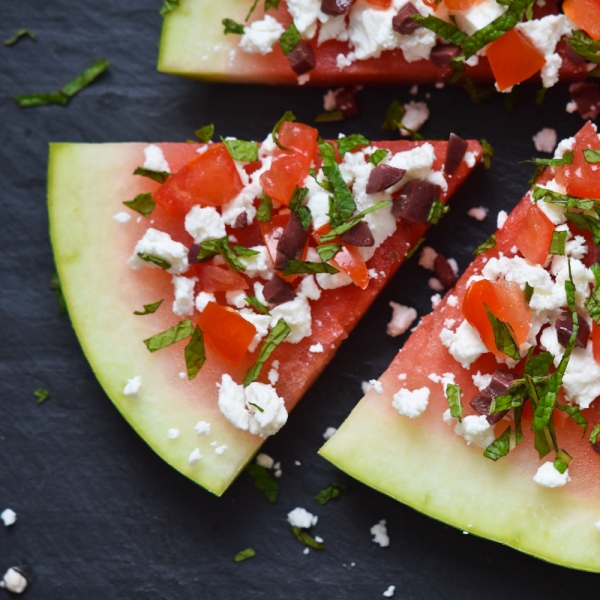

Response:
(48, 118), (481, 496)
(320, 121), (600, 571)
(158, 0), (592, 90)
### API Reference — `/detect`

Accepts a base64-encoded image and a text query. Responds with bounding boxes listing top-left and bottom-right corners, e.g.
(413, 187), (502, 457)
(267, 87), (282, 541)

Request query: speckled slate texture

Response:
(1, 1), (599, 598)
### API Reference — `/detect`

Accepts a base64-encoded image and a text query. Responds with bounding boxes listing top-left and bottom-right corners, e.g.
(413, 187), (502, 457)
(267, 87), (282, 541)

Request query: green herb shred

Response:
(4, 29), (36, 46)
(234, 548), (256, 562)
(280, 22), (301, 55)
(314, 483), (347, 505)
(123, 193), (156, 217)
(246, 463), (280, 503)
(549, 230), (568, 256)
(484, 304), (521, 361)
(133, 299), (163, 316)
(291, 527), (325, 550)
(446, 383), (463, 422)
(472, 233), (496, 255)
(184, 326), (206, 380)
(34, 388), (50, 404)
(143, 320), (194, 352)
(136, 253), (172, 270)
(195, 124), (214, 143)
(243, 319), (291, 386)
(133, 167), (171, 184)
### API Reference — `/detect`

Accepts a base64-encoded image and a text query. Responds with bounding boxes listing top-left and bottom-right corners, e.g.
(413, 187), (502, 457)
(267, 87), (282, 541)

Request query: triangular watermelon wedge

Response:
(320, 123), (600, 571)
(48, 133), (481, 496)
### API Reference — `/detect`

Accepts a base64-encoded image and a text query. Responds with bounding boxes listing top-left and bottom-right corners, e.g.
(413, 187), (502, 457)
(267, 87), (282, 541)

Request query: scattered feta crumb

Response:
(179, 372), (186, 379)
(533, 462), (571, 488)
(440, 320), (487, 369)
(167, 428), (180, 440)
(185, 206), (226, 244)
(369, 379), (384, 394)
(195, 290), (216, 313)
(295, 460), (301, 466)
(323, 89), (337, 111)
(309, 343), (324, 353)
(239, 15), (285, 55)
(256, 453), (275, 469)
(188, 448), (202, 466)
(383, 586), (396, 598)
(387, 302), (417, 337)
(297, 73), (311, 85)
(444, 411), (496, 448)
(566, 100), (578, 114)
(497, 210), (508, 229)
(594, 520), (600, 532)
(370, 520), (390, 547)
(194, 421), (211, 436)
(401, 101), (429, 136)
(288, 507), (318, 528)
(215, 445), (228, 455)
(431, 293), (442, 308)
(409, 84), (418, 95)
(123, 376), (142, 398)
(429, 278), (444, 292)
(323, 427), (337, 440)
(419, 246), (438, 270)
(447, 295), (459, 308)
(303, 547), (310, 555)
(274, 468), (282, 478)
(368, 268), (379, 279)
(472, 371), (493, 391)
(129, 228), (189, 275)
(361, 381), (372, 394)
(532, 127), (557, 153)
(392, 387), (430, 418)
(143, 144), (170, 173)
(210, 441), (217, 447)
(397, 373), (407, 381)
(467, 206), (488, 221)
(172, 275), (196, 317)
(113, 211), (131, 225)
(314, 535), (324, 543)
(1, 509), (17, 527)
(0, 568), (27, 594)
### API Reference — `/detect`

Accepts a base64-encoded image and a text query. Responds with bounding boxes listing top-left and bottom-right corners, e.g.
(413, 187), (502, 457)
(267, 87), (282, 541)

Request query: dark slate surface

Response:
(1, 1), (599, 598)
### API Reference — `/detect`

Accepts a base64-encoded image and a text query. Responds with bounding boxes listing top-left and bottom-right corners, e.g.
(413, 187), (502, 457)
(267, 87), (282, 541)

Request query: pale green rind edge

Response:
(48, 142), (263, 496)
(320, 390), (600, 571)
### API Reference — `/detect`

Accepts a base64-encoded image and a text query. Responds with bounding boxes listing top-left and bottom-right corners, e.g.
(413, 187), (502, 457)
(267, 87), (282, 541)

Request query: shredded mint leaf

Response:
(535, 86), (547, 106)
(565, 30), (600, 64)
(337, 134), (370, 157)
(198, 237), (245, 272)
(246, 0), (261, 20)
(283, 260), (339, 276)
(195, 124), (214, 143)
(137, 253), (171, 270)
(585, 263), (600, 326)
(427, 199), (449, 225)
(319, 140), (356, 228)
(314, 483), (347, 505)
(556, 402), (588, 434)
(280, 22), (300, 55)
(291, 527), (325, 550)
(222, 18), (245, 35)
(531, 184), (596, 211)
(243, 319), (291, 386)
(446, 383), (463, 422)
(222, 138), (258, 162)
(4, 29), (36, 46)
(289, 186), (312, 228)
(484, 304), (521, 361)
(50, 272), (68, 315)
(248, 401), (264, 412)
(483, 426), (511, 461)
(590, 424), (600, 445)
(134, 299), (163, 315)
(246, 463), (280, 503)
(449, 56), (466, 85)
(406, 237), (425, 260)
(272, 110), (296, 151)
(314, 110), (344, 123)
(525, 350), (553, 377)
(123, 193), (156, 218)
(526, 152), (574, 168)
(524, 282), (534, 304)
(481, 138), (493, 170)
(382, 100), (405, 131)
(566, 212), (600, 245)
(160, 0), (180, 17)
(256, 193), (273, 223)
(15, 58), (109, 107)
(463, 78), (495, 104)
(34, 388), (50, 404)
(143, 320), (194, 352)
(472, 233), (496, 256)
(184, 326), (206, 380)
(245, 295), (271, 315)
(368, 149), (389, 167)
(554, 449), (572, 474)
(316, 243), (342, 263)
(583, 149), (600, 164)
(549, 230), (568, 256)
(398, 123), (425, 141)
(462, 0), (534, 58)
(308, 168), (334, 193)
(234, 548), (256, 562)
(133, 167), (171, 184)
(318, 201), (390, 243)
(233, 246), (260, 258)
(414, 15), (467, 45)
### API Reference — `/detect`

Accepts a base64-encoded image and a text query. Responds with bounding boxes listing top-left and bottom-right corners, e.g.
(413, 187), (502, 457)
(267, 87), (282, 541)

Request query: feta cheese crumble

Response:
(215, 445), (228, 455)
(188, 448), (202, 466)
(532, 127), (557, 154)
(387, 302), (417, 337)
(323, 426), (337, 440)
(533, 461), (571, 488)
(443, 410), (495, 448)
(440, 320), (487, 368)
(467, 206), (488, 221)
(123, 376), (142, 398)
(0, 568), (27, 594)
(392, 387), (430, 418)
(143, 144), (170, 173)
(401, 101), (429, 136)
(369, 379), (384, 394)
(167, 428), (180, 440)
(309, 343), (324, 353)
(370, 520), (390, 547)
(287, 507), (318, 528)
(194, 421), (211, 436)
(184, 206), (226, 244)
(240, 15), (285, 55)
(383, 586), (396, 598)
(129, 228), (189, 275)
(497, 210), (508, 229)
(1, 509), (17, 527)
(113, 211), (131, 225)
(256, 453), (275, 469)
(172, 275), (196, 317)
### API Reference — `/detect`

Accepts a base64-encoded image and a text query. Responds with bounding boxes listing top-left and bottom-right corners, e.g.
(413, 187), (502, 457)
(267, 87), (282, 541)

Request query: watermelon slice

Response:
(48, 136), (482, 496)
(320, 124), (600, 571)
(157, 0), (587, 86)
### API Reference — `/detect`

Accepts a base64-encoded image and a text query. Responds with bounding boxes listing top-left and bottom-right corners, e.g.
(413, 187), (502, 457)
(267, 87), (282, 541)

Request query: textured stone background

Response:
(1, 1), (597, 597)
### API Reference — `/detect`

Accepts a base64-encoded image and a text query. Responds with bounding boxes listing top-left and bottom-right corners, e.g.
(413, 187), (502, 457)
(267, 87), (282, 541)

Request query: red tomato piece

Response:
(462, 279), (531, 359)
(486, 28), (546, 91)
(197, 302), (256, 367)
(153, 144), (243, 216)
(192, 264), (249, 292)
(259, 153), (308, 206)
(554, 121), (600, 199)
(592, 321), (600, 364)
(563, 0), (600, 40)
(514, 203), (555, 266)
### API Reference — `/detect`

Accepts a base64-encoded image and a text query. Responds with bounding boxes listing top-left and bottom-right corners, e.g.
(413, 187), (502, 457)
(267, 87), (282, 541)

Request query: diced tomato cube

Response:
(259, 153), (309, 205)
(486, 28), (546, 91)
(563, 0), (600, 40)
(462, 279), (531, 360)
(197, 302), (256, 367)
(153, 144), (243, 216)
(554, 121), (600, 199)
(514, 203), (555, 266)
(190, 264), (249, 293)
